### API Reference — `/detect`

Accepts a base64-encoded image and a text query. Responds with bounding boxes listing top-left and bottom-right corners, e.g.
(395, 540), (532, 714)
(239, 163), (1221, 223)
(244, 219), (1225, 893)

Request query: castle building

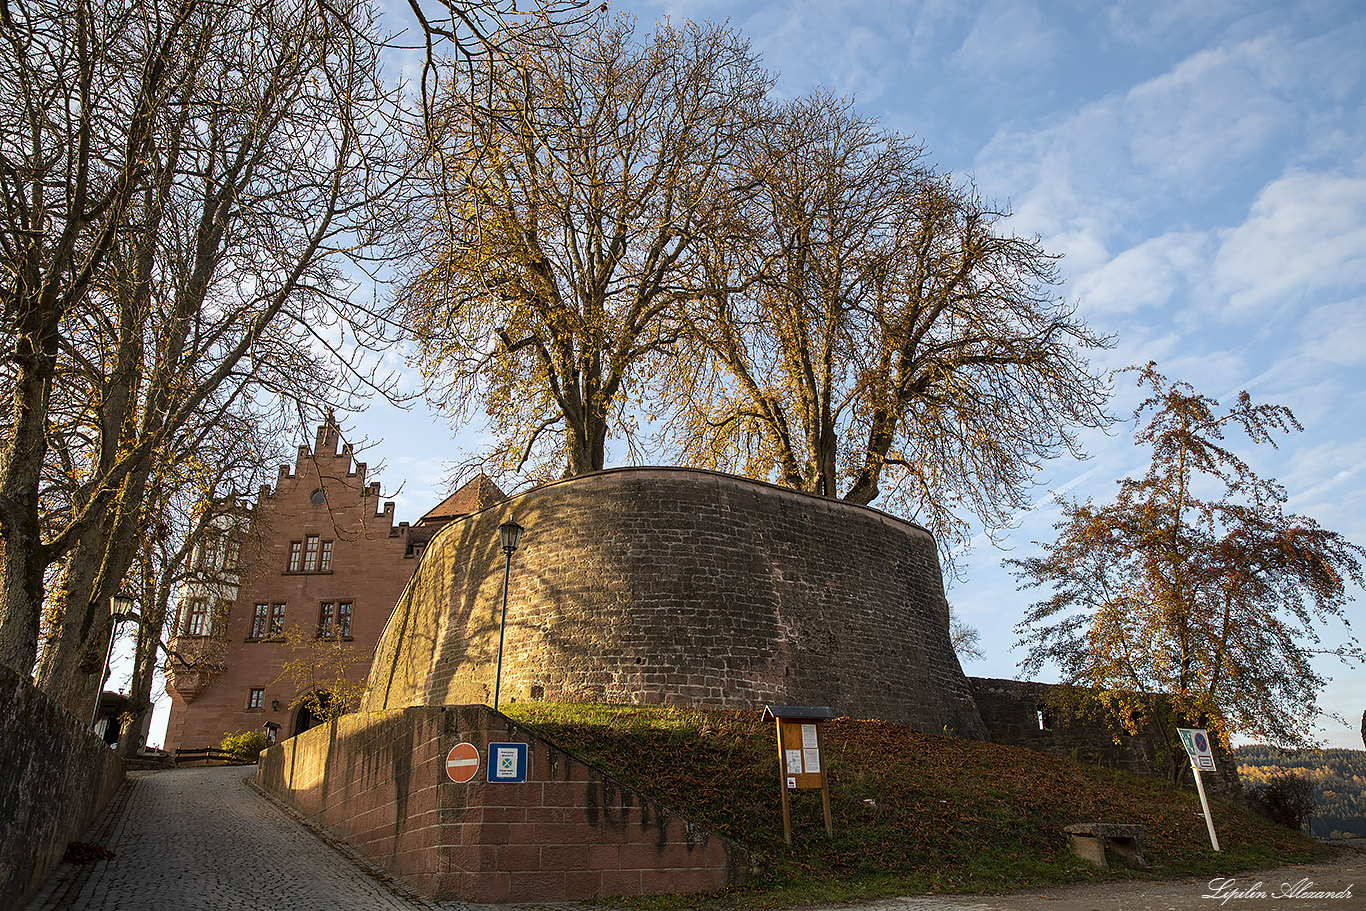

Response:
(162, 419), (504, 751)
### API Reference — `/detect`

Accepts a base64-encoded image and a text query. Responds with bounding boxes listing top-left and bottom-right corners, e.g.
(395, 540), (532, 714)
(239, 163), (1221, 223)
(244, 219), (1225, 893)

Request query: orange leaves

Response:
(1014, 365), (1364, 751)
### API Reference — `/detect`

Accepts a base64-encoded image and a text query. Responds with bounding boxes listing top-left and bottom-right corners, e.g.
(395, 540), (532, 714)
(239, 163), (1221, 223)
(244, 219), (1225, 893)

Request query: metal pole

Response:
(1192, 767), (1221, 851)
(493, 548), (512, 710)
(91, 615), (121, 729)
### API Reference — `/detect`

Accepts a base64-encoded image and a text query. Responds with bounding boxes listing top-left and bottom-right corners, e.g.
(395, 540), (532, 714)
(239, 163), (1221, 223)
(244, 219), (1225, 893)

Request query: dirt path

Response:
(815, 845), (1364, 911)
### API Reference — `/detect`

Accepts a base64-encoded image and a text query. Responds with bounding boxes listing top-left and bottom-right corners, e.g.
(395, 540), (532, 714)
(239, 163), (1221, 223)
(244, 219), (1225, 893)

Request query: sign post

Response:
(1177, 728), (1221, 852)
(764, 706), (835, 844)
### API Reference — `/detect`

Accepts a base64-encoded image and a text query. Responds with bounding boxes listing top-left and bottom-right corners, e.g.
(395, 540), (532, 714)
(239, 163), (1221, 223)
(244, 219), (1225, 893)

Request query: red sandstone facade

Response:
(163, 420), (502, 751)
(257, 705), (746, 902)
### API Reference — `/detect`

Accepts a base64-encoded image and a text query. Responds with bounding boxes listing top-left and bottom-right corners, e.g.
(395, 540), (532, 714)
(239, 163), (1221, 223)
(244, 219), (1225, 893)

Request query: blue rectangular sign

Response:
(487, 742), (528, 783)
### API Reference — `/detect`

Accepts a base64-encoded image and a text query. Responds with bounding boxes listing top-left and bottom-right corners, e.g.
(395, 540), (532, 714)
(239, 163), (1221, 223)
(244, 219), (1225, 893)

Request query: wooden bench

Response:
(1062, 823), (1147, 870)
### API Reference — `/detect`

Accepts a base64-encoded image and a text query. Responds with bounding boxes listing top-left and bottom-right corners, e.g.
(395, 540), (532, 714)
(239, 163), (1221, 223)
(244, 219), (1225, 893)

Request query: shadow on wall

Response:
(969, 677), (1243, 798)
(256, 704), (747, 903)
(361, 468), (987, 738)
(0, 666), (126, 911)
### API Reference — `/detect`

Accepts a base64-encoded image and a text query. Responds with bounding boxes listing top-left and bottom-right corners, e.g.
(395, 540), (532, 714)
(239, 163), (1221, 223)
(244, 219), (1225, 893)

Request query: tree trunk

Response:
(0, 331), (59, 677)
(116, 608), (166, 759)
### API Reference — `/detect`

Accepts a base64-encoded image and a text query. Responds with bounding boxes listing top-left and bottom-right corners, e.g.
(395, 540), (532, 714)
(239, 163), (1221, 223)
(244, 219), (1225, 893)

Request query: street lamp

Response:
(92, 592), (136, 729)
(492, 518), (524, 711)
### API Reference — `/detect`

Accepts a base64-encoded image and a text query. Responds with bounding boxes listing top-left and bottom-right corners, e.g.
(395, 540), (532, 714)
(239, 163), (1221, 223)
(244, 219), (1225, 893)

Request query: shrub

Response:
(219, 730), (269, 763)
(1246, 771), (1316, 831)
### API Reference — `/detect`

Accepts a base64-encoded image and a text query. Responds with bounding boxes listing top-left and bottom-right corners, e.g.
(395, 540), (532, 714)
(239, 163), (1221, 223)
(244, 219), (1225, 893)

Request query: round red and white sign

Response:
(446, 742), (480, 783)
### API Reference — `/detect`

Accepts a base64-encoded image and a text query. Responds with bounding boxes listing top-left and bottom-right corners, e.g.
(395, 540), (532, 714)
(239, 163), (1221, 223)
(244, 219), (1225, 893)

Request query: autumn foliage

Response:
(1013, 365), (1363, 777)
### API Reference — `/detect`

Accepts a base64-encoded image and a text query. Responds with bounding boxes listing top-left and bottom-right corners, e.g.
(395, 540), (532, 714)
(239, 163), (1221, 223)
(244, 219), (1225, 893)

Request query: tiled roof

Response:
(418, 474), (507, 525)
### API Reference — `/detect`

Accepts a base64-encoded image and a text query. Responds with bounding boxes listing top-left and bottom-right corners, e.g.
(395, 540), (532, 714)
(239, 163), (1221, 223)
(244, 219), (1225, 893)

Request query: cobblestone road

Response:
(22, 767), (1363, 911)
(23, 767), (453, 911)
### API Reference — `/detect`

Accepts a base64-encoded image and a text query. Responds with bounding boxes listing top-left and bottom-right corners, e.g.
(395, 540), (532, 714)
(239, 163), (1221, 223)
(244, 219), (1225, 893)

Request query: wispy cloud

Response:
(949, 0), (1062, 83)
(1211, 171), (1366, 314)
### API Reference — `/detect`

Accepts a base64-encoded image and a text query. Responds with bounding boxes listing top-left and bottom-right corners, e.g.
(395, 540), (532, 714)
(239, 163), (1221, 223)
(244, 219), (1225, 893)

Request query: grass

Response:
(501, 702), (1327, 908)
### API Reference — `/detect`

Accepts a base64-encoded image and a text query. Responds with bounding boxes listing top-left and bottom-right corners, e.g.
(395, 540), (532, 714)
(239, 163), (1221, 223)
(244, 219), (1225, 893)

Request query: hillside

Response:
(505, 704), (1323, 906)
(1237, 745), (1366, 838)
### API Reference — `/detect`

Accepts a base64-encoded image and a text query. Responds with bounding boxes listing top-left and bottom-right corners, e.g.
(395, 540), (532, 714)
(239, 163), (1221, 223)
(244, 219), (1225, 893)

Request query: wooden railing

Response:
(172, 747), (244, 765)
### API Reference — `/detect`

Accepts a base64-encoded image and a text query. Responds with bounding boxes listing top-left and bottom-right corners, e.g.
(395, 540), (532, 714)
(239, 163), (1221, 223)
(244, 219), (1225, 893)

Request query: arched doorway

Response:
(292, 691), (337, 737)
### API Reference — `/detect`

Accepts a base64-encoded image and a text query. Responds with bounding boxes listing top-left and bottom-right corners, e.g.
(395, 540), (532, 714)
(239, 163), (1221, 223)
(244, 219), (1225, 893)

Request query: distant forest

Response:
(1237, 745), (1366, 838)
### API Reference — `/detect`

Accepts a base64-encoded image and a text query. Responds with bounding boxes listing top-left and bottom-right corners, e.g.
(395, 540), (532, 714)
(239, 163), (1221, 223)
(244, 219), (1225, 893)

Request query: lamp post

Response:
(492, 518), (524, 711)
(92, 592), (136, 729)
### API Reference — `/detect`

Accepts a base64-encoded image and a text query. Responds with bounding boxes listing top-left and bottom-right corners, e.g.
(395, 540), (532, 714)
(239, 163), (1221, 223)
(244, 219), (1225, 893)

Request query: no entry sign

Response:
(445, 742), (480, 783)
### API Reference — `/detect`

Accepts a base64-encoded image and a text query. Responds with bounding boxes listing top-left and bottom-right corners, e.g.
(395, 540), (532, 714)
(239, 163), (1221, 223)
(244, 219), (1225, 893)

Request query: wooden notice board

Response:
(779, 720), (824, 789)
(765, 705), (835, 843)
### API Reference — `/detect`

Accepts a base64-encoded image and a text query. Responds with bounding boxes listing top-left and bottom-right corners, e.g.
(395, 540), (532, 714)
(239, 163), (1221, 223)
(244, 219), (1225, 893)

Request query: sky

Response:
(138, 0), (1366, 750)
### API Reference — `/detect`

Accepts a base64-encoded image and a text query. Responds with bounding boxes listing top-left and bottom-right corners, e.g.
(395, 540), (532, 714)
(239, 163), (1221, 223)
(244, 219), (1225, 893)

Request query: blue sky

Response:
(142, 1), (1366, 749)
(371, 0), (1365, 749)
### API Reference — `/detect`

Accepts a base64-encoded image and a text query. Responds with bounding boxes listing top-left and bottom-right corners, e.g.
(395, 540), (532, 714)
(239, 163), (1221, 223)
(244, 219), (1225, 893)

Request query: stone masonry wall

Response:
(0, 666), (126, 911)
(365, 468), (987, 738)
(970, 677), (1243, 798)
(256, 704), (746, 902)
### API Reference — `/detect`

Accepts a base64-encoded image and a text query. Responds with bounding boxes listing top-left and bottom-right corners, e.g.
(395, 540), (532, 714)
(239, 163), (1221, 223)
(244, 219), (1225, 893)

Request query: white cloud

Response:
(1101, 0), (1247, 51)
(1072, 231), (1210, 315)
(949, 0), (1061, 81)
(1211, 170), (1366, 314)
(1123, 38), (1296, 187)
(1297, 297), (1366, 367)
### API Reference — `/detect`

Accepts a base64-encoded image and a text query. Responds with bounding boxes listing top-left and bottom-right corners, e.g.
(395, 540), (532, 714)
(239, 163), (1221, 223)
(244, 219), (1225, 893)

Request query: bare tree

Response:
(396, 14), (770, 482)
(111, 408), (285, 758)
(667, 93), (1110, 559)
(0, 0), (405, 712)
(397, 0), (594, 130)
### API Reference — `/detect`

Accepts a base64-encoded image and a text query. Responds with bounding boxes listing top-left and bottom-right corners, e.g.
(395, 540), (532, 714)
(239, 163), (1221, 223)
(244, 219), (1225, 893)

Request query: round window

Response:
(310, 489), (326, 505)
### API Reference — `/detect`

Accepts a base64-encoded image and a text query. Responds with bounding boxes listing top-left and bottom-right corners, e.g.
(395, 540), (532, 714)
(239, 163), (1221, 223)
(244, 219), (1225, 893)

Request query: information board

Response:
(486, 742), (528, 783)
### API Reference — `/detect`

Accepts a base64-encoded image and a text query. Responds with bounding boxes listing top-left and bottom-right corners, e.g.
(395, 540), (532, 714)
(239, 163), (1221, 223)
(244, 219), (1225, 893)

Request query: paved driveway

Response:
(23, 767), (1363, 911)
(23, 767), (444, 911)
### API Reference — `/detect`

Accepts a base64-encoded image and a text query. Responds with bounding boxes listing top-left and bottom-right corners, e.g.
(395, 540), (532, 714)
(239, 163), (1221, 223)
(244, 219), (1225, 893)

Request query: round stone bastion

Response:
(363, 467), (988, 737)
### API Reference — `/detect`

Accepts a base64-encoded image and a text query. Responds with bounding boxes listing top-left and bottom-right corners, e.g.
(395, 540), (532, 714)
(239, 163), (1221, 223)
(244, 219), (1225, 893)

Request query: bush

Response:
(219, 730), (269, 763)
(1246, 771), (1316, 831)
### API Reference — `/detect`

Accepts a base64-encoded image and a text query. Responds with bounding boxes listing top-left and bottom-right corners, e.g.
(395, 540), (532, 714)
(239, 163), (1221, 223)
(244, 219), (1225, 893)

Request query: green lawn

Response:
(502, 702), (1326, 908)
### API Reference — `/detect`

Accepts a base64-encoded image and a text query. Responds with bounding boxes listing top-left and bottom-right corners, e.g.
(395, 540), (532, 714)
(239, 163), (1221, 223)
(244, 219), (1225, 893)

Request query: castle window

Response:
(183, 598), (209, 636)
(224, 537), (240, 570)
(269, 603), (286, 637)
(250, 603), (269, 639)
(195, 532), (221, 569)
(212, 599), (232, 638)
(248, 688), (264, 710)
(317, 601), (353, 638)
(310, 488), (326, 505)
(287, 536), (332, 573)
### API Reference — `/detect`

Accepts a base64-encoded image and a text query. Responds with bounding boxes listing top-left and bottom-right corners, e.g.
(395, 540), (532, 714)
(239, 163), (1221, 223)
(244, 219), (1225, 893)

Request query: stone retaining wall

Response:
(365, 468), (987, 739)
(970, 677), (1243, 797)
(255, 704), (747, 903)
(0, 666), (126, 911)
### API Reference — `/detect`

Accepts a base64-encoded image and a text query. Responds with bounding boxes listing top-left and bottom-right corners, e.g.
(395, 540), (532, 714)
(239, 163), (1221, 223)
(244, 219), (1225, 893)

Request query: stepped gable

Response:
(162, 417), (421, 752)
(364, 467), (989, 738)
